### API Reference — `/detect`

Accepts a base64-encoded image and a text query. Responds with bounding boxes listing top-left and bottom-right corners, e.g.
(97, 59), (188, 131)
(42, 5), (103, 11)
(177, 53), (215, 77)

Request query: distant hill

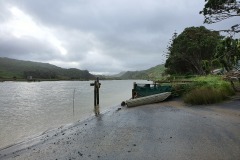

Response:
(120, 64), (165, 80)
(0, 57), (95, 80)
(111, 71), (127, 77)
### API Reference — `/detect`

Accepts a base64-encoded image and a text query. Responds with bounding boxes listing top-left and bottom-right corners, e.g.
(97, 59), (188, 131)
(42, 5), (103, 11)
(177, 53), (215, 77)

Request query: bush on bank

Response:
(182, 76), (235, 105)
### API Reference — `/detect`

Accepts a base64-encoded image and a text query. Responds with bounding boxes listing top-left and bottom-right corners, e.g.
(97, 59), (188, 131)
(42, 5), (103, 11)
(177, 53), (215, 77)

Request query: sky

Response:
(0, 0), (239, 75)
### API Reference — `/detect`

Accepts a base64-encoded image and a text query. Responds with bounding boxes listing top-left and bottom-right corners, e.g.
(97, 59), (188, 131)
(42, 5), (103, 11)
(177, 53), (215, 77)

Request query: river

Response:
(0, 80), (150, 149)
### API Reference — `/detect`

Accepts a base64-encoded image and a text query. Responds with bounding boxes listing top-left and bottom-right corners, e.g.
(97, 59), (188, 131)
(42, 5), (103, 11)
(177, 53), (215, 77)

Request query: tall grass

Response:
(182, 76), (235, 105)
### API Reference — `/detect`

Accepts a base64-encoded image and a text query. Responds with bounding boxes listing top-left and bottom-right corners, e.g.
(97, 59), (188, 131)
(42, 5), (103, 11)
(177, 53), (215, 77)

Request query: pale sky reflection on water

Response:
(0, 80), (150, 149)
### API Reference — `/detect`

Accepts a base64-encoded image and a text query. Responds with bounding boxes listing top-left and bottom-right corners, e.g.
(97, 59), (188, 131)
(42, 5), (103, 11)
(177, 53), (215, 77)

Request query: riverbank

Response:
(0, 97), (240, 160)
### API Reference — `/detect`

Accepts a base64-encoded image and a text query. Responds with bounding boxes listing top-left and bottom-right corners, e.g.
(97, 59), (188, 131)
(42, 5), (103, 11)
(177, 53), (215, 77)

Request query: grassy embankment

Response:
(170, 75), (235, 105)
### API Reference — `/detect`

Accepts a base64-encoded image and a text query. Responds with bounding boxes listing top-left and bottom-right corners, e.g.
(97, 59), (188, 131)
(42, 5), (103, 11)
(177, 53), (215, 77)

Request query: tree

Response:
(200, 0), (240, 33)
(200, 1), (240, 71)
(215, 37), (240, 71)
(165, 26), (221, 75)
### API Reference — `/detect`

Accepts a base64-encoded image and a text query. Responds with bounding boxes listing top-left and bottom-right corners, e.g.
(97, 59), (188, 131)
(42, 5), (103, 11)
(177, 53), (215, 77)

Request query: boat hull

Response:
(126, 92), (171, 107)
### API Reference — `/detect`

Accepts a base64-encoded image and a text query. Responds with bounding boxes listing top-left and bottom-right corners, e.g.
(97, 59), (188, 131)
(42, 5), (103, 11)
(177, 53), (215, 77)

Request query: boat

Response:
(126, 92), (171, 107)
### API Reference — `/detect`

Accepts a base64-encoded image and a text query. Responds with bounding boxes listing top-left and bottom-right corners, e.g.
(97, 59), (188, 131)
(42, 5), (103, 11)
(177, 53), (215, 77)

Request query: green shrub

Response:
(183, 76), (235, 105)
(172, 83), (198, 96)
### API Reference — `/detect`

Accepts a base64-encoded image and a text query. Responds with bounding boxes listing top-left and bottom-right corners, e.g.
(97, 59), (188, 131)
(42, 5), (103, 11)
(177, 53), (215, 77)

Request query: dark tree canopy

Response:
(200, 0), (240, 33)
(200, 0), (240, 23)
(165, 26), (221, 75)
(215, 37), (240, 71)
(200, 0), (240, 71)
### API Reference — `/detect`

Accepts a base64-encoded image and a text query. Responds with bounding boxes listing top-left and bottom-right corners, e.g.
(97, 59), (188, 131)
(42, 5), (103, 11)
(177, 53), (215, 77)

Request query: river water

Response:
(0, 80), (150, 149)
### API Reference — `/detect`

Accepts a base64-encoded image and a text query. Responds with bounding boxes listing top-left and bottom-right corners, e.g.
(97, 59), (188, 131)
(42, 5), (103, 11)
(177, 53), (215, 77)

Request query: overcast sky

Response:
(0, 0), (238, 75)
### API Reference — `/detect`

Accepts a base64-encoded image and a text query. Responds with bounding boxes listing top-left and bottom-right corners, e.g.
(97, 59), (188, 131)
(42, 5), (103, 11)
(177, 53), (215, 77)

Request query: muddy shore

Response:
(0, 97), (240, 160)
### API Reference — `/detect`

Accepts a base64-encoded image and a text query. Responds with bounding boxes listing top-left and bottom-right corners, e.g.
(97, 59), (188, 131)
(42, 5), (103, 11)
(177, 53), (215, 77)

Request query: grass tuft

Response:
(184, 87), (229, 105)
(181, 75), (235, 105)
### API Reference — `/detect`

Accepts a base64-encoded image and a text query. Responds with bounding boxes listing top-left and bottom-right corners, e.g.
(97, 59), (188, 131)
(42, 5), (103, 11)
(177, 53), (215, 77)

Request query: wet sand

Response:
(0, 97), (240, 160)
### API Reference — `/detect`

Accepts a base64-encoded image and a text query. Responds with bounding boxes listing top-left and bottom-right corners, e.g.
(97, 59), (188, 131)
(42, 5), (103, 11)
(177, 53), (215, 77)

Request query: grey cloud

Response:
(10, 0), (203, 32)
(0, 1), (12, 22)
(1, 0), (239, 74)
(0, 34), (61, 61)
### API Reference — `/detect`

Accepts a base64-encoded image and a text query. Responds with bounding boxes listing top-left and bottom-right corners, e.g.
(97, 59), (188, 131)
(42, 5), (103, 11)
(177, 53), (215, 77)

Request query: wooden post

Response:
(132, 82), (137, 99)
(96, 77), (100, 106)
(90, 77), (101, 116)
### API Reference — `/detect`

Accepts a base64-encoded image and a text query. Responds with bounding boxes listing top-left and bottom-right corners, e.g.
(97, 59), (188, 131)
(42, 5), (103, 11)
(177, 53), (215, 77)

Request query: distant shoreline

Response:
(0, 78), (143, 82)
(0, 79), (91, 82)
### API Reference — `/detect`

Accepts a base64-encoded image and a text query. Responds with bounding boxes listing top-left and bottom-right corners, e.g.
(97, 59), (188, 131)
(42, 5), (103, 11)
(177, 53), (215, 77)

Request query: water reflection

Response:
(0, 80), (150, 148)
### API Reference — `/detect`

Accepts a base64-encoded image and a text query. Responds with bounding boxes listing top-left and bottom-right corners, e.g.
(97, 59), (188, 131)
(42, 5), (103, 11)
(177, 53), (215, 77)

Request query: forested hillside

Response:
(0, 57), (95, 80)
(120, 64), (165, 80)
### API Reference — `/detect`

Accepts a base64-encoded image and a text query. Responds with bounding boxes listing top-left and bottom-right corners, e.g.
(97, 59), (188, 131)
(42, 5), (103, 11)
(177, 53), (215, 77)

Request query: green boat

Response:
(125, 82), (172, 107)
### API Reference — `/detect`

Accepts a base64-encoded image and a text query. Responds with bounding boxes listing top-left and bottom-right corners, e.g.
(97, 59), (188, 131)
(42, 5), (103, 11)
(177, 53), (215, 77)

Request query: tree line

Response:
(165, 0), (240, 75)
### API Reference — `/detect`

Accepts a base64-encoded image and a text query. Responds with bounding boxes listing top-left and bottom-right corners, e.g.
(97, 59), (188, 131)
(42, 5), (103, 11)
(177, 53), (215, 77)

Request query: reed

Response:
(73, 88), (75, 116)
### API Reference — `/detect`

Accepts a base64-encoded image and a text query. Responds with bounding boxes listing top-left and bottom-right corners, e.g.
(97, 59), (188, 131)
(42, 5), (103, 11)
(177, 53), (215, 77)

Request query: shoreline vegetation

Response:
(170, 75), (237, 105)
(2, 74), (239, 105)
